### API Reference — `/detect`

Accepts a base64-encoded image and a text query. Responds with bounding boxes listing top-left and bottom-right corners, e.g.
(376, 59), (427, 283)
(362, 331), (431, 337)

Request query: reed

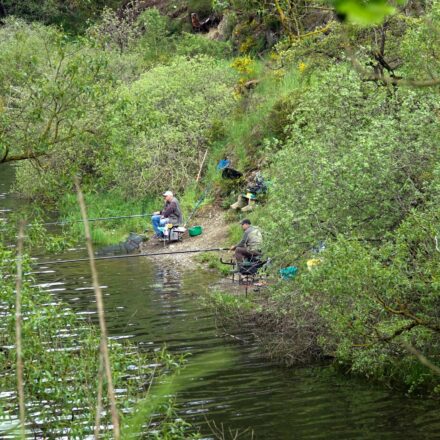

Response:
(75, 177), (121, 439)
(15, 221), (26, 439)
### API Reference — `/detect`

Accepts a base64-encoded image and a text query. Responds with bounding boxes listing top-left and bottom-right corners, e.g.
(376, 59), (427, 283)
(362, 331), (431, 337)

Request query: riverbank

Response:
(3, 0), (440, 402)
(3, 165), (440, 439)
(140, 207), (231, 269)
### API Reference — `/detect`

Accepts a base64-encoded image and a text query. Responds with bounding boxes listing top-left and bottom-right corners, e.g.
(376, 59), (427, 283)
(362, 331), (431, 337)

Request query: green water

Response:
(2, 164), (440, 439)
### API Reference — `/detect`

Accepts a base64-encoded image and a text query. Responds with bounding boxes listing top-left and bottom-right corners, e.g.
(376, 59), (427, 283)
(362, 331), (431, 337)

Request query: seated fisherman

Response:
(230, 171), (267, 212)
(151, 191), (183, 238)
(230, 219), (263, 263)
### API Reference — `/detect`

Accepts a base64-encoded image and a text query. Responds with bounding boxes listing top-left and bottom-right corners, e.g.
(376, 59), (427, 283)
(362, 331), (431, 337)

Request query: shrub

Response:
(257, 61), (440, 392)
(188, 0), (213, 16)
(260, 64), (440, 264)
(100, 55), (238, 197)
(176, 32), (232, 58)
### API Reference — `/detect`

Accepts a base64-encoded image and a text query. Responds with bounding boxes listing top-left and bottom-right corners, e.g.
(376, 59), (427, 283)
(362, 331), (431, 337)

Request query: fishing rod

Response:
(27, 213), (156, 227)
(0, 214), (154, 232)
(34, 247), (229, 266)
(4, 188), (214, 229)
(0, 213), (213, 234)
(22, 212), (213, 228)
(184, 184), (212, 228)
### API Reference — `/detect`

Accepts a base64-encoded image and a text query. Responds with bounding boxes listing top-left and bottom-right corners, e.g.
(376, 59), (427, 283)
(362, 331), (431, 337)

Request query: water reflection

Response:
(2, 164), (440, 440)
(32, 255), (440, 440)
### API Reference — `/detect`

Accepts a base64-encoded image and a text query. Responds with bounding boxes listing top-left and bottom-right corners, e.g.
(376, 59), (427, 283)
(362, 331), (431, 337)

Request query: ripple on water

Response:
(1, 220), (439, 440)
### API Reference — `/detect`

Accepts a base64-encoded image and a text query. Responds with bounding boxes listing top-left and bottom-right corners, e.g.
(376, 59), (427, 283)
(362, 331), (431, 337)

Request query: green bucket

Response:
(188, 225), (203, 237)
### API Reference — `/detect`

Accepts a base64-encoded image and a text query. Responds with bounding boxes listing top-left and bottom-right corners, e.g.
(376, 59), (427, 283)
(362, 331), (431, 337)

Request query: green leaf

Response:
(333, 0), (396, 25)
(121, 350), (233, 438)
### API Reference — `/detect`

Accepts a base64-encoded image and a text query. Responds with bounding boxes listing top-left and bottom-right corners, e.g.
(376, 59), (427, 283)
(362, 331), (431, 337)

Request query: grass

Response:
(228, 222), (243, 246)
(215, 64), (303, 171)
(57, 185), (218, 245)
(58, 191), (158, 245)
(207, 290), (256, 312)
(196, 252), (232, 275)
(195, 62), (305, 231)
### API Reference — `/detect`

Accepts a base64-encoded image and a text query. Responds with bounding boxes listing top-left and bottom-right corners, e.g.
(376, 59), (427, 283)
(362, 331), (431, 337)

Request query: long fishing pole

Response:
(184, 184), (212, 228)
(23, 212), (213, 228)
(27, 213), (156, 227)
(34, 247), (229, 266)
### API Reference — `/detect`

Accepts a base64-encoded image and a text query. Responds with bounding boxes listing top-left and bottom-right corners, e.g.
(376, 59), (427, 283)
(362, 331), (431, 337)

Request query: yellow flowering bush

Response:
(230, 55), (256, 75)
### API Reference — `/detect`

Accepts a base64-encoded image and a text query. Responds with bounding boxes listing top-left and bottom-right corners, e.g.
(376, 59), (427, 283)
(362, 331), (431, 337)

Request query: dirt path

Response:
(139, 207), (231, 269)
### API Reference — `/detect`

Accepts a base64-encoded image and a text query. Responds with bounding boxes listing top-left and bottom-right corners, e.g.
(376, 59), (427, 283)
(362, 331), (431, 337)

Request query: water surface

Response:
(2, 164), (440, 439)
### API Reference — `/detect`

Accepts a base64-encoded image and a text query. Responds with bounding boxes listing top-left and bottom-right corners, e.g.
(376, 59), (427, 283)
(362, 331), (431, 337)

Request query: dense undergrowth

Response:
(3, 0), (440, 398)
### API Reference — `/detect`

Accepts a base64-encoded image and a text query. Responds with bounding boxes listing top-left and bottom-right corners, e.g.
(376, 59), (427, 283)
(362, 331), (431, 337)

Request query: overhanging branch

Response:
(0, 151), (46, 164)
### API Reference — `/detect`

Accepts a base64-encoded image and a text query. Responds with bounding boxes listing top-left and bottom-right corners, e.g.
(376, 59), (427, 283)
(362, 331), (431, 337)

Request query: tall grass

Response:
(216, 65), (303, 171)
(75, 178), (120, 438)
(58, 185), (217, 244)
(58, 192), (158, 244)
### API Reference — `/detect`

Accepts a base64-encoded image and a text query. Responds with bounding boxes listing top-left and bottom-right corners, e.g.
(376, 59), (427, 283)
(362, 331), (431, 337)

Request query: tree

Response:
(0, 0), (121, 30)
(0, 20), (112, 167)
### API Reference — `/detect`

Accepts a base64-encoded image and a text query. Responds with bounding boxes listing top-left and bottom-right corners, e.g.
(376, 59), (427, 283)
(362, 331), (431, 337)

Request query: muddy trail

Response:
(141, 207), (231, 269)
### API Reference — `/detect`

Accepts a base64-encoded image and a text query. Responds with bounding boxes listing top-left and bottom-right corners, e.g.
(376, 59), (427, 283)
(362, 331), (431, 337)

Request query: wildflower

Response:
(299, 62), (307, 73)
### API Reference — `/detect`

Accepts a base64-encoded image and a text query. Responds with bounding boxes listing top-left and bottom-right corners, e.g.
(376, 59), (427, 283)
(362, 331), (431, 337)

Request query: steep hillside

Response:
(2, 0), (440, 396)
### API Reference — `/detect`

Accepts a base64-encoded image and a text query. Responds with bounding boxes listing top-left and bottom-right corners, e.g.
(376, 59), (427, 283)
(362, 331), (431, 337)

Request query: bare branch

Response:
(402, 342), (440, 375)
(94, 351), (104, 439)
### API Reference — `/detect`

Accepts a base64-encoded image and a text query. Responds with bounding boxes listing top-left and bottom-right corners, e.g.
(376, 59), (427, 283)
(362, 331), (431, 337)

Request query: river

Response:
(1, 164), (440, 439)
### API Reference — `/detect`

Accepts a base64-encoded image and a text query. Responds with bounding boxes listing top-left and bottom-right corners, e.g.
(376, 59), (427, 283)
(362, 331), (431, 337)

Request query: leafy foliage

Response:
(332, 0), (400, 25)
(0, 244), (196, 437)
(0, 16), (237, 202)
(207, 1), (440, 392)
(0, 0), (121, 30)
(101, 56), (237, 197)
(3, 0), (440, 397)
(0, 19), (115, 199)
(299, 207), (440, 392)
(399, 2), (440, 82)
(261, 64), (440, 264)
(255, 47), (440, 392)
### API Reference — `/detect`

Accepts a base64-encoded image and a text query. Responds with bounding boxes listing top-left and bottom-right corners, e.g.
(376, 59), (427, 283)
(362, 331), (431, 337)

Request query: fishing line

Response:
(35, 247), (230, 266)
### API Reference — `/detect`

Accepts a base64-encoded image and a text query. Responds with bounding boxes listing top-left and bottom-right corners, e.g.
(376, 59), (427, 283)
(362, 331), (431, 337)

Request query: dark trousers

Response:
(235, 247), (261, 263)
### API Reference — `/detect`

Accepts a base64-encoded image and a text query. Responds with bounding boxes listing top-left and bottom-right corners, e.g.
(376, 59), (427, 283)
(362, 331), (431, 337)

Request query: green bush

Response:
(176, 32), (232, 58)
(188, 0), (213, 16)
(298, 207), (440, 392)
(0, 0), (120, 31)
(261, 64), (440, 263)
(101, 55), (238, 197)
(0, 19), (115, 200)
(256, 61), (440, 392)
